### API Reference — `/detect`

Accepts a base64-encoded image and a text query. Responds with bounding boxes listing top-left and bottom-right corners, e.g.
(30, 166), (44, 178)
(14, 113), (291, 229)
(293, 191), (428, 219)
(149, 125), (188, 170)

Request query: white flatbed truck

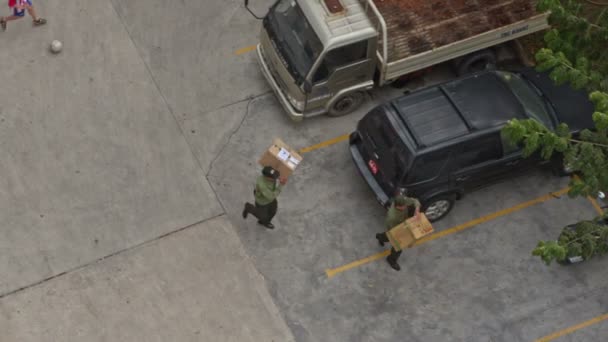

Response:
(253, 0), (549, 120)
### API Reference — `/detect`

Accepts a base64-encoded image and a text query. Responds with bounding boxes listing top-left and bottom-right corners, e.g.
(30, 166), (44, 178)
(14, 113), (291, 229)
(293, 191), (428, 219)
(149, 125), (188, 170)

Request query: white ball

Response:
(50, 40), (62, 53)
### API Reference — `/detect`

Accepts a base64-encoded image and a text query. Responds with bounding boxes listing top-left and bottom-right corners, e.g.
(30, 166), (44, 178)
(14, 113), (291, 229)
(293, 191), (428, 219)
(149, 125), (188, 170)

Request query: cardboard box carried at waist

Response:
(258, 138), (303, 178)
(387, 213), (434, 251)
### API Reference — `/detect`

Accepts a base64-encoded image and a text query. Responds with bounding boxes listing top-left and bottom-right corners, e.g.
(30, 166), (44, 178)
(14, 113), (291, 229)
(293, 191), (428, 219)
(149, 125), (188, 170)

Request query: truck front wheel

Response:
(327, 91), (365, 117)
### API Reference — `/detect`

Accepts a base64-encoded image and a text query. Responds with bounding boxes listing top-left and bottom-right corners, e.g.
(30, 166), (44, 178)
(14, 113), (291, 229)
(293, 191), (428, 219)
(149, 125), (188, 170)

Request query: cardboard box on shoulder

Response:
(258, 138), (303, 178)
(386, 213), (434, 251)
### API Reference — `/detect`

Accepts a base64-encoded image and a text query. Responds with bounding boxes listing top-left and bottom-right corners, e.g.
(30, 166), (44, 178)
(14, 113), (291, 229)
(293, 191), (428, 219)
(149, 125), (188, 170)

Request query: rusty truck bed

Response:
(372, 0), (540, 63)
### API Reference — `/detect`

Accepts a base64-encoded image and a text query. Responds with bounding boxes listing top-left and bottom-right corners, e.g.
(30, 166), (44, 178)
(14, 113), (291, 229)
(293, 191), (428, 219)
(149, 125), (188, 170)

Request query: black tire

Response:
(327, 91), (365, 117)
(422, 194), (456, 222)
(455, 49), (497, 76)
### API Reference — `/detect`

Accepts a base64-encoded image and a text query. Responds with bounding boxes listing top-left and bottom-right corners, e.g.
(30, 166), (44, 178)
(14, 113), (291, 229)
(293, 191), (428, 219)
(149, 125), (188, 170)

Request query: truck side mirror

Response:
(244, 0), (264, 20)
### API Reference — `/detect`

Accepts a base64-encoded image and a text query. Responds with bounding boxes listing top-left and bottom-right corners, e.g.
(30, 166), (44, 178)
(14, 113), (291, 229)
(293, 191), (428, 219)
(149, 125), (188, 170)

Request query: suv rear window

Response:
(362, 109), (413, 187)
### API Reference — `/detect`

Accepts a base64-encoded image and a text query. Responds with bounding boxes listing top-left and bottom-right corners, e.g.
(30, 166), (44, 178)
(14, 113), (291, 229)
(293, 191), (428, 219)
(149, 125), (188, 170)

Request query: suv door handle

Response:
(505, 161), (519, 166)
(456, 176), (469, 181)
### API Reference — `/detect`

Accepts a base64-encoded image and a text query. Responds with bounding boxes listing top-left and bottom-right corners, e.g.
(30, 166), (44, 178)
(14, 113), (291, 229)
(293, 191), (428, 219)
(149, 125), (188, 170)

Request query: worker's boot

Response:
(386, 249), (402, 271)
(386, 257), (401, 271)
(242, 204), (248, 219)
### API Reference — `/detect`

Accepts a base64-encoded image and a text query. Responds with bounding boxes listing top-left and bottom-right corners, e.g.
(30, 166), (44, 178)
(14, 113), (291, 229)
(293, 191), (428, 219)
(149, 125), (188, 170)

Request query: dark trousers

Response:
(244, 200), (278, 224)
(377, 232), (403, 263)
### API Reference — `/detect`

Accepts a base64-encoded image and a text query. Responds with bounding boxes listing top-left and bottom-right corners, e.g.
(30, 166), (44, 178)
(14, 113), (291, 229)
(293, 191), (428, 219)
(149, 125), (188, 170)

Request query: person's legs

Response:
(26, 6), (38, 21)
(266, 200), (278, 223)
(1, 14), (22, 31)
(243, 202), (262, 219)
(243, 201), (275, 228)
(242, 202), (253, 219)
(375, 232), (389, 246)
(4, 15), (22, 22)
(256, 200), (277, 229)
(1, 1), (43, 31)
(23, 1), (45, 25)
(386, 248), (402, 271)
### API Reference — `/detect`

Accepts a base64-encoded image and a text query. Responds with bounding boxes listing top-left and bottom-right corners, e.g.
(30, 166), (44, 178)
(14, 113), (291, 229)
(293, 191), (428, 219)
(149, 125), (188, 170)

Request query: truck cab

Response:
(257, 0), (378, 120)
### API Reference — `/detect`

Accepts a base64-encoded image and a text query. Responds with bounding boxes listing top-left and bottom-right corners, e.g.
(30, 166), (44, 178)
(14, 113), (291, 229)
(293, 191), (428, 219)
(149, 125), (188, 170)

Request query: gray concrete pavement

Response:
(0, 0), (221, 295)
(0, 216), (294, 342)
(109, 0), (275, 172)
(1, 0), (293, 340)
(207, 92), (608, 342)
(2, 0), (607, 340)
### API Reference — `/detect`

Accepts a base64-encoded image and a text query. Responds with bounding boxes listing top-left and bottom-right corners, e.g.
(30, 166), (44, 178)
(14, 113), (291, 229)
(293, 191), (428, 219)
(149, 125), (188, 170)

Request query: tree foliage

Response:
(501, 1), (608, 265)
(502, 0), (608, 198)
(532, 218), (608, 265)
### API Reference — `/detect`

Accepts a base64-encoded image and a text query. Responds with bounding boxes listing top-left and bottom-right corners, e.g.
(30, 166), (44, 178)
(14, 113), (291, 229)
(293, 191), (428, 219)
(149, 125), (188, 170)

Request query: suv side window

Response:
(313, 41), (368, 83)
(407, 150), (451, 183)
(454, 133), (503, 169)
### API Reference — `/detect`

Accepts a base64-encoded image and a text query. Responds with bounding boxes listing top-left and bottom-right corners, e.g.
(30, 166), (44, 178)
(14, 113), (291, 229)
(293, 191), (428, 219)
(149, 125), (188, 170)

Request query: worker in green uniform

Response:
(375, 192), (421, 271)
(242, 166), (286, 229)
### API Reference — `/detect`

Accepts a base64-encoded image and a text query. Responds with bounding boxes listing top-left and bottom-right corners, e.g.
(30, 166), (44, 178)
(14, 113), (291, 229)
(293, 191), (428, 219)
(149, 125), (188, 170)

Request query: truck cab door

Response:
(307, 41), (374, 110)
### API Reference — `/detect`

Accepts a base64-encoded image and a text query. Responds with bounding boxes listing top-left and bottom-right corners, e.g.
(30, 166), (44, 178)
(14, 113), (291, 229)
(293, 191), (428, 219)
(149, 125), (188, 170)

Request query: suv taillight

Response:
(368, 160), (378, 175)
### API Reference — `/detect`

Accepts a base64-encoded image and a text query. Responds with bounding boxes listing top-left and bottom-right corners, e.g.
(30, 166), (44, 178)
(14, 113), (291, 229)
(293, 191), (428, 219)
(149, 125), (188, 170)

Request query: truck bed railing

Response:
(360, 0), (388, 66)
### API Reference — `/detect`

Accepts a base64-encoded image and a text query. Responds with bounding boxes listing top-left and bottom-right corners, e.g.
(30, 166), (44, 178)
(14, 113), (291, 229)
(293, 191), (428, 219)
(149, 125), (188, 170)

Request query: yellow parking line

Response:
(325, 187), (570, 278)
(587, 196), (604, 215)
(325, 250), (391, 278)
(235, 45), (257, 55)
(299, 134), (350, 154)
(535, 313), (608, 342)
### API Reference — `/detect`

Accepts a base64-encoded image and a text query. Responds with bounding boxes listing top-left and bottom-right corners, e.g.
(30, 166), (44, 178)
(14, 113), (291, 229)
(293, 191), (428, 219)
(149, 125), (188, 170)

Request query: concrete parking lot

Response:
(1, 0), (607, 341)
(207, 92), (606, 342)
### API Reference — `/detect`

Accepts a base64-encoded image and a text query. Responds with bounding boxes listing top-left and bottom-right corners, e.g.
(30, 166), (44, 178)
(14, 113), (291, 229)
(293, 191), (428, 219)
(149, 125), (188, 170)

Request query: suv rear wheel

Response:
(423, 194), (456, 222)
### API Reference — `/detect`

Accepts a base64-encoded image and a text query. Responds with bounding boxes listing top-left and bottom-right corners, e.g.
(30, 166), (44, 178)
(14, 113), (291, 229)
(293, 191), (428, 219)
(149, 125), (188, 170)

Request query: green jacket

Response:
(254, 176), (283, 206)
(384, 197), (421, 230)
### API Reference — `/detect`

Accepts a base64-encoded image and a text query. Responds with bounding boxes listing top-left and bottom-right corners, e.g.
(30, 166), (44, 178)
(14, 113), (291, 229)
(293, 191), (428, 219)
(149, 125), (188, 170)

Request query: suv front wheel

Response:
(423, 194), (456, 222)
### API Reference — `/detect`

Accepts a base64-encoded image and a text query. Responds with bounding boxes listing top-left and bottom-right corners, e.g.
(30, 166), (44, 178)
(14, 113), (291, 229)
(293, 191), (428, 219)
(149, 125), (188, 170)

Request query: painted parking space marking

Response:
(235, 45), (257, 55)
(535, 312), (608, 342)
(299, 134), (350, 154)
(325, 187), (571, 278)
(587, 195), (604, 215)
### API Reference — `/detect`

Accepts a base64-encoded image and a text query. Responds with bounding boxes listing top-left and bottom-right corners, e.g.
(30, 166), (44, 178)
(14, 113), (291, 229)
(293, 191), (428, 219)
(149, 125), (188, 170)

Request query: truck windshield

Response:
(496, 71), (555, 129)
(268, 0), (323, 82)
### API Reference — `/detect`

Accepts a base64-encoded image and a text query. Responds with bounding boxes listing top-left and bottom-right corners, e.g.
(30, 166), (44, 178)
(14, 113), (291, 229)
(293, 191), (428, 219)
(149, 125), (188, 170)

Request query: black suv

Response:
(350, 69), (595, 221)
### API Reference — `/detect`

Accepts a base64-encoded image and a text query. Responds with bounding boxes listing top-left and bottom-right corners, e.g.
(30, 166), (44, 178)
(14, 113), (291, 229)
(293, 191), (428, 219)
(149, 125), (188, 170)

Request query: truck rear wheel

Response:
(455, 49), (497, 76)
(327, 91), (365, 117)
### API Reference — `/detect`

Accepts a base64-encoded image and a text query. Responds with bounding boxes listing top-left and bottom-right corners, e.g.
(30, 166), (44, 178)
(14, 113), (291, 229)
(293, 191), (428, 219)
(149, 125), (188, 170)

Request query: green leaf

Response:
(523, 132), (540, 157)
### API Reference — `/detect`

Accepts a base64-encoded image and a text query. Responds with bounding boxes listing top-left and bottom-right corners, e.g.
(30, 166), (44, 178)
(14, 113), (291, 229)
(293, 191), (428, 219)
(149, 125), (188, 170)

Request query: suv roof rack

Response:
(392, 72), (525, 148)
